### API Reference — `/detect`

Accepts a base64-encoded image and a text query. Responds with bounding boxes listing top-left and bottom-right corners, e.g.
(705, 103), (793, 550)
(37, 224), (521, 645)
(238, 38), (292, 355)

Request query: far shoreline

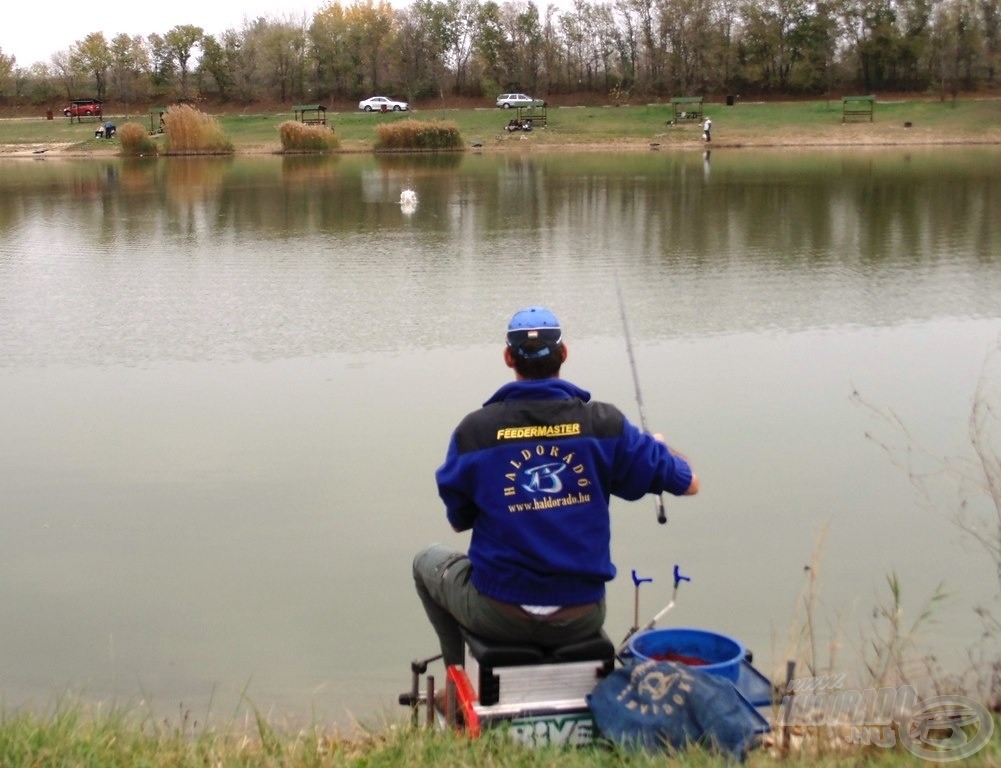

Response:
(5, 135), (1000, 159)
(2, 96), (1000, 157)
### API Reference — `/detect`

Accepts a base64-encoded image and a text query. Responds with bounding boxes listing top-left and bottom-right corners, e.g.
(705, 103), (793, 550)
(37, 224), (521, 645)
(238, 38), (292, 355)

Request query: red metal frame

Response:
(445, 665), (481, 737)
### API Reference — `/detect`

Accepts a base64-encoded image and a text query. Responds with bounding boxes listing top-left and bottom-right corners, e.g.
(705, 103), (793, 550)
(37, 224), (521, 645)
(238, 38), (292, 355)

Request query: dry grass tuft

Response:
(163, 105), (234, 155)
(278, 121), (340, 152)
(118, 122), (159, 156)
(374, 119), (463, 151)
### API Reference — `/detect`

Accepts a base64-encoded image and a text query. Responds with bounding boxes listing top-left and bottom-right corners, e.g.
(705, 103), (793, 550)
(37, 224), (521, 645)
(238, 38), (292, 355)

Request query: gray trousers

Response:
(413, 543), (606, 667)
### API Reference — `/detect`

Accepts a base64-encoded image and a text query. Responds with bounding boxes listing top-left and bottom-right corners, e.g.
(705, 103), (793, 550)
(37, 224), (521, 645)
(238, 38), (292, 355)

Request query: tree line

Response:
(1, 0), (998, 109)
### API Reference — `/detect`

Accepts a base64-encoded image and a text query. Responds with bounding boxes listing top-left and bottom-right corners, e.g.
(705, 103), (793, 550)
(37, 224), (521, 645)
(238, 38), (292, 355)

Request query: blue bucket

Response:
(628, 628), (746, 682)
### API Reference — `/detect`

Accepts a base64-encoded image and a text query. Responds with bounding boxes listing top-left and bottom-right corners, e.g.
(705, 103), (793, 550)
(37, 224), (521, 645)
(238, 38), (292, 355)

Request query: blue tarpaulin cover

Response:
(587, 659), (761, 760)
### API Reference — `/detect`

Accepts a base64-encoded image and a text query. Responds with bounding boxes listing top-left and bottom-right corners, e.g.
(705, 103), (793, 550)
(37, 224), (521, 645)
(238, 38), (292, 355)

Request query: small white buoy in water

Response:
(400, 188), (418, 215)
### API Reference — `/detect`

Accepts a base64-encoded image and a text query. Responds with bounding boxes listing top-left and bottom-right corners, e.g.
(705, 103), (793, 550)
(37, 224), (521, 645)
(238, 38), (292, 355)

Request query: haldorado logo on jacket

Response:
(500, 424), (593, 512)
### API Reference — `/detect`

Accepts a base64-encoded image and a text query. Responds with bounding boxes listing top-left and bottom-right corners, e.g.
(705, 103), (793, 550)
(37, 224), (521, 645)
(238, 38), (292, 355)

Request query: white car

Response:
(496, 93), (545, 109)
(359, 96), (409, 112)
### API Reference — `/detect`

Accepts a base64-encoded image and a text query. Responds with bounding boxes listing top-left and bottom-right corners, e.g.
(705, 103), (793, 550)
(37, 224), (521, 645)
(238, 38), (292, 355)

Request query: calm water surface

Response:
(1, 148), (999, 728)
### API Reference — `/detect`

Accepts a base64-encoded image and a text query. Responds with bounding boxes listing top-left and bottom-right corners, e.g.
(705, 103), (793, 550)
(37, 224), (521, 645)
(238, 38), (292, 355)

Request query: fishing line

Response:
(614, 271), (668, 525)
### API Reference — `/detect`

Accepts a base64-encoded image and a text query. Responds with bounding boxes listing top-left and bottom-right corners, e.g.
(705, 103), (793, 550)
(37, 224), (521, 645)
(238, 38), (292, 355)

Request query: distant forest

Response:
(1, 0), (998, 107)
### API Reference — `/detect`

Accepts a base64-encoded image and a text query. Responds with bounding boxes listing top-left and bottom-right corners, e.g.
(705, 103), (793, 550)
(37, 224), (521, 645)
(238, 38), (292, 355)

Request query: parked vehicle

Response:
(496, 93), (545, 109)
(63, 99), (103, 118)
(358, 96), (409, 112)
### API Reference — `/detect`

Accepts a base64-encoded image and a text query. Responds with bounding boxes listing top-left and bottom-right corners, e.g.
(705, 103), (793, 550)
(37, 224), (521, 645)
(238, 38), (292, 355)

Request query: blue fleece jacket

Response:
(435, 378), (693, 606)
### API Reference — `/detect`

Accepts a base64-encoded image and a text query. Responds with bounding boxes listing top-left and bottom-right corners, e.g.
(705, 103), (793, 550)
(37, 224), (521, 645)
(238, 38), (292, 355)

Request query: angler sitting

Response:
(413, 306), (700, 668)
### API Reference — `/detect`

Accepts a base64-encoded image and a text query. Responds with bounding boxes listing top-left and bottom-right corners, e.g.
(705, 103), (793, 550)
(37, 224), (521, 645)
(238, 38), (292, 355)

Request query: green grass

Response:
(2, 97), (999, 154)
(4, 702), (995, 768)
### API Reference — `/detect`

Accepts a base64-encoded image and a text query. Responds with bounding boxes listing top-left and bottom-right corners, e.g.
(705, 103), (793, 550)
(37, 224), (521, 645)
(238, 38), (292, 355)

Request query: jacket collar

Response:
(483, 378), (591, 406)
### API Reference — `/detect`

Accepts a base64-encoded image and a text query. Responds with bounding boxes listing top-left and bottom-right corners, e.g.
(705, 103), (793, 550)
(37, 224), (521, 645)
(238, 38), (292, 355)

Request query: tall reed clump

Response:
(853, 337), (1001, 709)
(162, 104), (233, 155)
(278, 120), (340, 152)
(774, 529), (952, 761)
(374, 119), (463, 151)
(117, 122), (159, 156)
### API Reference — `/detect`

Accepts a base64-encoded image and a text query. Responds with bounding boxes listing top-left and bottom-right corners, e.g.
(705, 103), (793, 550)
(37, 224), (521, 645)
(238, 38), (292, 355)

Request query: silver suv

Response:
(496, 93), (544, 109)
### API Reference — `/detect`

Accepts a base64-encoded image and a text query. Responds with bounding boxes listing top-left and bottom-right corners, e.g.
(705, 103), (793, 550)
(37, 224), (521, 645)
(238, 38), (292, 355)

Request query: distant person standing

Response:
(703, 116), (712, 142)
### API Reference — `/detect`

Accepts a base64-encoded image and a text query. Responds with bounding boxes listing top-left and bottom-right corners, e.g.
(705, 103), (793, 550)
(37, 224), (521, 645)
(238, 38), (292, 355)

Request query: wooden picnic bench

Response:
(670, 96), (704, 122)
(516, 104), (547, 127)
(293, 105), (328, 125)
(842, 95), (875, 123)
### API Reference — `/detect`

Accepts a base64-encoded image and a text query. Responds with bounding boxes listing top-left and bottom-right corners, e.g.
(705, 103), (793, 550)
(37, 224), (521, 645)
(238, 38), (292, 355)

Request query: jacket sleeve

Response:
(613, 417), (694, 498)
(435, 433), (478, 531)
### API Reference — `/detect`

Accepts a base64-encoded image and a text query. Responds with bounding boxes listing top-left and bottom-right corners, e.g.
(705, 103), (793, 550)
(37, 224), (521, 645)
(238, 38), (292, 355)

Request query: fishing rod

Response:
(614, 272), (668, 525)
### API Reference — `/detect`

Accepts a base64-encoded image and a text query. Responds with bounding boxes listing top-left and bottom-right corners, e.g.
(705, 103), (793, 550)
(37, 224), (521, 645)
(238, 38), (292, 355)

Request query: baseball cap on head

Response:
(506, 306), (562, 358)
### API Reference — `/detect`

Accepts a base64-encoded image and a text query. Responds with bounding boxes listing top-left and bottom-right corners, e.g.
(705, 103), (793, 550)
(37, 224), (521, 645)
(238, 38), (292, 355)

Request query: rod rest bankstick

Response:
(630, 569), (653, 637)
(616, 565), (691, 658)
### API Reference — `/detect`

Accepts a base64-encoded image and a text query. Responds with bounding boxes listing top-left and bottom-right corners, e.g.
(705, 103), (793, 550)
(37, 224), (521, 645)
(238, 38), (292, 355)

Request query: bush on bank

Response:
(118, 122), (159, 156)
(163, 104), (234, 155)
(374, 119), (463, 151)
(279, 120), (340, 152)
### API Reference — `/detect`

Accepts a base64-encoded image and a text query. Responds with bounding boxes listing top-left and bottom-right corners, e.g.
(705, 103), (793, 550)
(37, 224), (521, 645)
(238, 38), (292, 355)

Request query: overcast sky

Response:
(4, 0), (327, 69)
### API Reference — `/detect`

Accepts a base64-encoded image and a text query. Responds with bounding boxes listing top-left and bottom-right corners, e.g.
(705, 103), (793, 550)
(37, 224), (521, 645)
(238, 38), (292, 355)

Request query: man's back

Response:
(413, 306), (698, 666)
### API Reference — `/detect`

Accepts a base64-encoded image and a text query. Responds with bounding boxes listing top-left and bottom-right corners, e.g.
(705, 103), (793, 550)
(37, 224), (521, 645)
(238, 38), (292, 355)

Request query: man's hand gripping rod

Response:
(615, 274), (667, 524)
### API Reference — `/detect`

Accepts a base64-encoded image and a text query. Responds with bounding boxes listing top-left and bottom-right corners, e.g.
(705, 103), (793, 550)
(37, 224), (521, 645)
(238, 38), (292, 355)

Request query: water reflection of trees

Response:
(373, 153), (463, 173)
(280, 156), (340, 184)
(3, 151), (999, 267)
(163, 157), (233, 205)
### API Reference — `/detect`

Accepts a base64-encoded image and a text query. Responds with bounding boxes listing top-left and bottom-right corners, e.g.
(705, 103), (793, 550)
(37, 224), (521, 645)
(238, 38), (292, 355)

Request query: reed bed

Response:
(162, 104), (234, 155)
(279, 121), (340, 152)
(117, 121), (159, 156)
(374, 119), (463, 151)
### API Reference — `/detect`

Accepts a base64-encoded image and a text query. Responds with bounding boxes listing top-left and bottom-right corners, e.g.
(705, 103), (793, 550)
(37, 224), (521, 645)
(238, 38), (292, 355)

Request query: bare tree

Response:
(259, 14), (309, 101)
(980, 0), (1001, 85)
(231, 21), (267, 102)
(109, 34), (151, 109)
(198, 34), (235, 100)
(146, 34), (177, 92)
(50, 49), (83, 99)
(397, 0), (453, 101)
(72, 32), (112, 99)
(165, 24), (205, 98)
(0, 48), (15, 101)
(27, 62), (60, 105)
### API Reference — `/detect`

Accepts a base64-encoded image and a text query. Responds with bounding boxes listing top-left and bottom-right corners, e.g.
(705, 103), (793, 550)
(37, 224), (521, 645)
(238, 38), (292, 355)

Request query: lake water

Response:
(1, 148), (999, 730)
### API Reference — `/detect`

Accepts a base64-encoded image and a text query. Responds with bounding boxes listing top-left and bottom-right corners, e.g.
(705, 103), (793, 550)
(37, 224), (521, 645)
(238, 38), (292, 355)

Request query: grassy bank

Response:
(2, 97), (1000, 156)
(3, 703), (997, 767)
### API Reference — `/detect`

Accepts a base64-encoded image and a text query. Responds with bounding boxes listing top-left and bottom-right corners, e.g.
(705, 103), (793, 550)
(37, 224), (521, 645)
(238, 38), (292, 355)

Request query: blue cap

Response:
(506, 306), (562, 359)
